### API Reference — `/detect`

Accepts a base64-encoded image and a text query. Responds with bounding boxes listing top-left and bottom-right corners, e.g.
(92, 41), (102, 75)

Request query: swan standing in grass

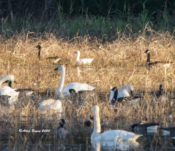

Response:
(55, 65), (95, 99)
(75, 50), (93, 65)
(91, 105), (141, 150)
(109, 85), (136, 105)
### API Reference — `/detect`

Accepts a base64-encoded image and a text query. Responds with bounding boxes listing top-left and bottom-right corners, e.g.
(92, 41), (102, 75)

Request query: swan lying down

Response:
(0, 75), (34, 114)
(75, 50), (93, 65)
(39, 98), (62, 118)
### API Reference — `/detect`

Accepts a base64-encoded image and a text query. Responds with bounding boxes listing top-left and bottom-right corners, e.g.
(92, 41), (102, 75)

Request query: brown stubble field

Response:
(0, 29), (175, 139)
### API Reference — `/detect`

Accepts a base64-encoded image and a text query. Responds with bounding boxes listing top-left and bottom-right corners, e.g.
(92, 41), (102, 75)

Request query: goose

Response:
(91, 105), (141, 150)
(84, 116), (94, 127)
(109, 85), (141, 105)
(130, 122), (160, 135)
(155, 84), (163, 97)
(144, 49), (171, 69)
(57, 119), (69, 139)
(150, 84), (172, 103)
(75, 50), (93, 65)
(36, 44), (61, 63)
(55, 65), (95, 99)
(159, 126), (175, 137)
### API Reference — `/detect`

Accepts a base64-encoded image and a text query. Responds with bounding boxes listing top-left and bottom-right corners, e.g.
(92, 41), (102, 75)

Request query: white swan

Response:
(91, 105), (141, 150)
(75, 50), (93, 65)
(0, 74), (19, 105)
(55, 65), (95, 99)
(109, 85), (134, 105)
(0, 74), (15, 86)
(39, 98), (62, 117)
(0, 75), (34, 105)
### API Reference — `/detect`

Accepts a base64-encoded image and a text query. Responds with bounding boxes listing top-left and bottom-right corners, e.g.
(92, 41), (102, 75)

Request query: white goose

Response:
(55, 65), (95, 99)
(91, 105), (141, 150)
(109, 85), (134, 105)
(75, 50), (93, 65)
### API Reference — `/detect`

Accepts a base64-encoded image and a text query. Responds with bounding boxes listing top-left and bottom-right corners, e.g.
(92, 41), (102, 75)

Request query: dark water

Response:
(0, 117), (175, 151)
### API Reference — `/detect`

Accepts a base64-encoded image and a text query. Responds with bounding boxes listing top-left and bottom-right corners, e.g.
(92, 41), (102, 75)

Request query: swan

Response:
(0, 74), (16, 87)
(109, 85), (139, 105)
(0, 75), (34, 105)
(55, 65), (95, 99)
(39, 98), (62, 117)
(75, 50), (93, 65)
(0, 75), (19, 105)
(91, 105), (141, 150)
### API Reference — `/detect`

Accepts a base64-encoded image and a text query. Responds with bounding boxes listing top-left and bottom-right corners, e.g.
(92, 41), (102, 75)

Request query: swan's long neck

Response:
(57, 66), (65, 95)
(93, 105), (101, 134)
(76, 52), (80, 62)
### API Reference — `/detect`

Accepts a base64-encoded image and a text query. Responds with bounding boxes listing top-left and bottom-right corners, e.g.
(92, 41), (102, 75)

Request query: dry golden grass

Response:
(0, 29), (175, 143)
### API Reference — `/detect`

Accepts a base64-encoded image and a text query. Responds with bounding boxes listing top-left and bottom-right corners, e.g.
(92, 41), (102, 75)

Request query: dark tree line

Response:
(0, 0), (175, 21)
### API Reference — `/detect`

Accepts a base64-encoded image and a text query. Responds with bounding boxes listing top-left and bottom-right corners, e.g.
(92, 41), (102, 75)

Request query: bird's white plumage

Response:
(109, 90), (115, 103)
(39, 98), (62, 114)
(109, 85), (133, 104)
(0, 74), (15, 86)
(62, 82), (95, 97)
(171, 137), (175, 140)
(147, 125), (159, 134)
(117, 85), (133, 99)
(91, 105), (141, 150)
(161, 129), (170, 136)
(55, 65), (95, 98)
(75, 50), (93, 65)
(0, 86), (19, 104)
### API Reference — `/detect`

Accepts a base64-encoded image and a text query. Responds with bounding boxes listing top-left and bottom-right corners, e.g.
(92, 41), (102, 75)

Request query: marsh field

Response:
(0, 29), (175, 151)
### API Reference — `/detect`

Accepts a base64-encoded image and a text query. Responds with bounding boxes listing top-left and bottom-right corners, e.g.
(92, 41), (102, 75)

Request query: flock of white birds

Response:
(0, 48), (173, 151)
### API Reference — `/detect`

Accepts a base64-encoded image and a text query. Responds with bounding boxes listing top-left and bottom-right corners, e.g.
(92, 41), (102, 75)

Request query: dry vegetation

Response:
(0, 28), (175, 150)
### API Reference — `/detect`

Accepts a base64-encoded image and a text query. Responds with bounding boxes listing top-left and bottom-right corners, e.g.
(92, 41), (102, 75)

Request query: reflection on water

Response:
(76, 66), (94, 78)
